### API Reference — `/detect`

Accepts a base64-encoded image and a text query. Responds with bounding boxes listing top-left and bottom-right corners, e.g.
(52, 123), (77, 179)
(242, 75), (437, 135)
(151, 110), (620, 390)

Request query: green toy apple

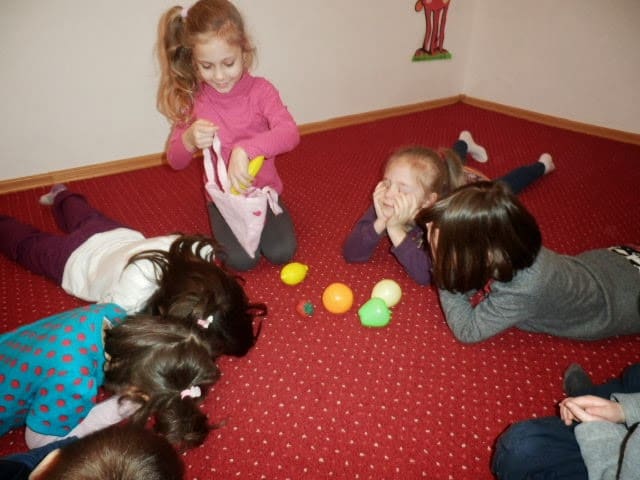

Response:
(358, 297), (392, 328)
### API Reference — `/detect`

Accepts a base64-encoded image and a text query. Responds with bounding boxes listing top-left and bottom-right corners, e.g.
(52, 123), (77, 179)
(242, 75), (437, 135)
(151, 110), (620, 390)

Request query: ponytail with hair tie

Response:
(180, 385), (201, 400)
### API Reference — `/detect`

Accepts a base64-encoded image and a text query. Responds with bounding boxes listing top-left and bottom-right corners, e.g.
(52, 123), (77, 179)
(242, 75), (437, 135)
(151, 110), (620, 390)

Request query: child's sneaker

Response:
(563, 363), (593, 397)
(459, 130), (488, 163)
(39, 183), (67, 206)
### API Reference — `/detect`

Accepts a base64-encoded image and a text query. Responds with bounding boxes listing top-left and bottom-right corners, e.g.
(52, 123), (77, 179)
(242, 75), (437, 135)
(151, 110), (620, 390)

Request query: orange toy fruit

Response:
(322, 282), (354, 314)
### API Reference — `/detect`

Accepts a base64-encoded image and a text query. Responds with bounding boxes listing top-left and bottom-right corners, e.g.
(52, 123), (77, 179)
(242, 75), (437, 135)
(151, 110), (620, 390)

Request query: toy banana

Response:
(231, 155), (265, 195)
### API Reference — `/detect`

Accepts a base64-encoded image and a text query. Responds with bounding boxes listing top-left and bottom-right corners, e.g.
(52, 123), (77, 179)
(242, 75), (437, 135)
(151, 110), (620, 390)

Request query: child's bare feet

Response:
(539, 153), (555, 174)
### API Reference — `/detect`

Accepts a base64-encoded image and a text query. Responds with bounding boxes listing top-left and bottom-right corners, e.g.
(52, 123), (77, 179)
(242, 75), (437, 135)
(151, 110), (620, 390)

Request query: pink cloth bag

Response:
(203, 135), (282, 258)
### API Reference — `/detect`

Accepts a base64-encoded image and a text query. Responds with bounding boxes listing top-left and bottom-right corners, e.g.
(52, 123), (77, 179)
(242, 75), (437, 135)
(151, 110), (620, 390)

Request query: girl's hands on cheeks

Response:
(183, 119), (217, 152)
(559, 395), (625, 426)
(228, 147), (252, 193)
(387, 194), (418, 229)
(385, 193), (417, 247)
(373, 182), (389, 234)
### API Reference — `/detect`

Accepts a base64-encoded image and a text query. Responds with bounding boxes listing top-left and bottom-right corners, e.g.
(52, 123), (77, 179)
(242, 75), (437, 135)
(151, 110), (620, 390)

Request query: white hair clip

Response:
(197, 315), (214, 329)
(180, 5), (190, 19)
(180, 385), (201, 399)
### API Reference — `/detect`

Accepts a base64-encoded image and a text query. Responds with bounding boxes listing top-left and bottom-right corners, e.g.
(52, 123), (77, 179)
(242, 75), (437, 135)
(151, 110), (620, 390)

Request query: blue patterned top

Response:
(0, 303), (126, 437)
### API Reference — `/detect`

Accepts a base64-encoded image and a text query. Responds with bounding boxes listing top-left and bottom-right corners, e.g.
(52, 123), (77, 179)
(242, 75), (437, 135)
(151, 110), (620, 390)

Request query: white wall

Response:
(463, 0), (640, 134)
(1, 1), (638, 182)
(0, 1), (471, 181)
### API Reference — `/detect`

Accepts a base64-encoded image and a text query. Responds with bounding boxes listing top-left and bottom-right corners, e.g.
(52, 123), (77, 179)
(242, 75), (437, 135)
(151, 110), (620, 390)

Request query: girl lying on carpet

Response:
(0, 304), (220, 450)
(417, 180), (640, 343)
(492, 362), (640, 479)
(1, 424), (184, 480)
(157, 0), (300, 271)
(0, 185), (266, 358)
(342, 131), (554, 284)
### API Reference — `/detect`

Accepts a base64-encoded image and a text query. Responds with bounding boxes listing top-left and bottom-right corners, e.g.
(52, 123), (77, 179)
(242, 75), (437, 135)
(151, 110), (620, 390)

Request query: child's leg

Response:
(458, 131), (488, 163)
(492, 417), (587, 480)
(498, 154), (553, 195)
(260, 200), (297, 265)
(206, 202), (260, 271)
(564, 362), (640, 398)
(52, 190), (123, 233)
(451, 140), (468, 164)
(0, 215), (73, 283)
(0, 190), (127, 284)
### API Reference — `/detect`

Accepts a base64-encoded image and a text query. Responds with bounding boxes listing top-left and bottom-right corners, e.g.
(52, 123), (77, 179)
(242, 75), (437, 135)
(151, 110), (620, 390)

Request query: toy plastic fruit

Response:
(280, 262), (309, 286)
(295, 300), (315, 318)
(358, 297), (392, 328)
(322, 282), (354, 314)
(371, 279), (402, 307)
(231, 155), (266, 195)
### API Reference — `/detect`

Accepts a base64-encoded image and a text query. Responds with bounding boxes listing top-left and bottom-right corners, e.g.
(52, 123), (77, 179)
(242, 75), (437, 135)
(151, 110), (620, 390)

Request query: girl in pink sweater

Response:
(156, 0), (300, 271)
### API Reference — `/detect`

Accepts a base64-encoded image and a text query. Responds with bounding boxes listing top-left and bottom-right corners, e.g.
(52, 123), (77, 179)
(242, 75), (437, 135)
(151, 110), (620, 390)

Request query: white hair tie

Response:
(197, 315), (214, 329)
(180, 5), (190, 19)
(180, 385), (201, 399)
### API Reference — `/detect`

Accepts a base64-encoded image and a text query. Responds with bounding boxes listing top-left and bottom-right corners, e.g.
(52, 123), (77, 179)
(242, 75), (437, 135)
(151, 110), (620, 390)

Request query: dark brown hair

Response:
(130, 234), (266, 358)
(417, 181), (542, 292)
(104, 314), (220, 449)
(156, 0), (255, 123)
(33, 424), (184, 480)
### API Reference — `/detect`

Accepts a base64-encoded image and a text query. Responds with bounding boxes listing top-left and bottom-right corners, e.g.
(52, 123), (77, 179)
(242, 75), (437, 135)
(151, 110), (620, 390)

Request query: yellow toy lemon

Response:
(280, 262), (309, 286)
(322, 282), (354, 314)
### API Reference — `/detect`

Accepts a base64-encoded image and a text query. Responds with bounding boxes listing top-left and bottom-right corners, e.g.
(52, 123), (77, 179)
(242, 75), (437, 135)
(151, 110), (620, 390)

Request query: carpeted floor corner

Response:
(1, 103), (639, 479)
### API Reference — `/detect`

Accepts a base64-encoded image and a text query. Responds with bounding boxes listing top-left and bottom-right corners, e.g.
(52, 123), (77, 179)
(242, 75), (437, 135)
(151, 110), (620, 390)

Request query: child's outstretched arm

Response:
(437, 283), (533, 343)
(25, 396), (138, 448)
(343, 206), (384, 263)
(390, 236), (432, 286)
(343, 183), (389, 262)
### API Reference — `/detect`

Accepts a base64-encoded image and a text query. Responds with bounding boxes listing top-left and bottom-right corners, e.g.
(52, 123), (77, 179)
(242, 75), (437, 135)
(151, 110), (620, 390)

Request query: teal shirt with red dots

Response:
(0, 303), (126, 437)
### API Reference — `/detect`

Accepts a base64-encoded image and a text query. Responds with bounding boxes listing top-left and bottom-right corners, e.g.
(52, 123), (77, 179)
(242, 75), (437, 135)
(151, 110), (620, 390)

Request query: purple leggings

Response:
(0, 191), (125, 284)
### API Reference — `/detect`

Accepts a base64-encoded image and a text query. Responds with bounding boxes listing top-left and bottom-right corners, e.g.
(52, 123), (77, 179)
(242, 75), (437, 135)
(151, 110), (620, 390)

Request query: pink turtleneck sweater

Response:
(167, 73), (300, 194)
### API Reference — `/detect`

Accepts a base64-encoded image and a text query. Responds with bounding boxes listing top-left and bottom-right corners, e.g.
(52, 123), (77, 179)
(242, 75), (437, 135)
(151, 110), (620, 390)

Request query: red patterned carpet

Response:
(1, 103), (639, 479)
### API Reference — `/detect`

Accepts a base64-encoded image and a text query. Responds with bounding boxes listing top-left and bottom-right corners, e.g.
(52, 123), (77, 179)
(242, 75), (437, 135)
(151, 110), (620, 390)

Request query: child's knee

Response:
(221, 249), (260, 271)
(492, 421), (547, 478)
(263, 236), (297, 265)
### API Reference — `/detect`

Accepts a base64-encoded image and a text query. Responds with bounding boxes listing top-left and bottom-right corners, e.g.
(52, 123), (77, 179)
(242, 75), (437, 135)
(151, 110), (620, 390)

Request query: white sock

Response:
(459, 130), (488, 163)
(39, 183), (67, 206)
(538, 153), (555, 174)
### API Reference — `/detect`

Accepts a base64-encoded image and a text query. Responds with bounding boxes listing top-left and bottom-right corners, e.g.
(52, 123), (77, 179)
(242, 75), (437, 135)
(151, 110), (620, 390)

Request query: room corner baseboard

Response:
(0, 154), (166, 195)
(2, 94), (637, 195)
(298, 95), (463, 135)
(461, 96), (640, 147)
(0, 96), (463, 194)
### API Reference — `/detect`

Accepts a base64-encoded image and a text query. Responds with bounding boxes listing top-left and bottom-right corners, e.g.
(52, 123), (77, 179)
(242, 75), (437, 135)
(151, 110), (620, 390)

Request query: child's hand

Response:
(228, 147), (252, 193)
(372, 182), (389, 233)
(183, 119), (217, 152)
(387, 193), (418, 229)
(559, 395), (625, 426)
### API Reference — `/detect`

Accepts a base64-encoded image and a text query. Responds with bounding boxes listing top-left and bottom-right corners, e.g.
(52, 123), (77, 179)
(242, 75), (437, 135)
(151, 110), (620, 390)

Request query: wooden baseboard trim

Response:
(0, 154), (166, 195)
(2, 95), (638, 194)
(298, 95), (463, 135)
(461, 96), (640, 146)
(0, 97), (463, 195)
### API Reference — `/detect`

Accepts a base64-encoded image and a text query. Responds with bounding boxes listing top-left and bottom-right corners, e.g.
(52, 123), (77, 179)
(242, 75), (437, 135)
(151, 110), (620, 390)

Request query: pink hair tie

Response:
(197, 315), (213, 329)
(180, 385), (201, 400)
(180, 5), (189, 19)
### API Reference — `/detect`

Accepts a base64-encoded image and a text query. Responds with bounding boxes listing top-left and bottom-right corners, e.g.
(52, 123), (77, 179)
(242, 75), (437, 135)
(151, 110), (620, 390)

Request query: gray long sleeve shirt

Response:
(574, 393), (640, 480)
(438, 247), (640, 343)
